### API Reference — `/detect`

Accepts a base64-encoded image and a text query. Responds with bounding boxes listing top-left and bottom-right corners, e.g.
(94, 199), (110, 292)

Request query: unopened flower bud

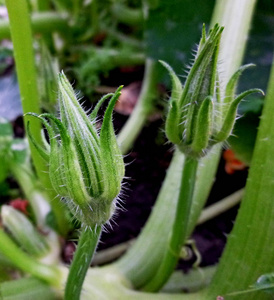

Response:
(26, 72), (125, 227)
(163, 24), (263, 158)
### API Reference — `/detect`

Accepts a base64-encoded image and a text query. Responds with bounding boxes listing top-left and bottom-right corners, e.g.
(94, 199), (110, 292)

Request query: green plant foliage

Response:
(145, 0), (215, 78)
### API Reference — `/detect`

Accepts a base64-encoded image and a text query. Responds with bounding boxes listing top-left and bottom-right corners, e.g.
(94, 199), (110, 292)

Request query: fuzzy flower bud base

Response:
(26, 72), (125, 228)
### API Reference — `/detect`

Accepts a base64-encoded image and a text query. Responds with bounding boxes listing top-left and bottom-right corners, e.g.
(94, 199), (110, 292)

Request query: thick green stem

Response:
(115, 147), (220, 288)
(206, 56), (274, 300)
(0, 229), (61, 287)
(118, 58), (158, 154)
(143, 156), (199, 292)
(5, 0), (68, 236)
(65, 226), (102, 300)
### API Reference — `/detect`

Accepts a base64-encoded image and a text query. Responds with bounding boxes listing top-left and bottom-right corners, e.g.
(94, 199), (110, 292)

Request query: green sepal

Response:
(165, 100), (181, 145)
(159, 60), (183, 103)
(40, 129), (50, 153)
(89, 93), (114, 122)
(100, 86), (125, 201)
(159, 60), (184, 145)
(197, 24), (207, 54)
(25, 115), (50, 162)
(27, 113), (68, 197)
(225, 64), (255, 104)
(39, 113), (70, 145)
(191, 96), (213, 155)
(214, 88), (264, 143)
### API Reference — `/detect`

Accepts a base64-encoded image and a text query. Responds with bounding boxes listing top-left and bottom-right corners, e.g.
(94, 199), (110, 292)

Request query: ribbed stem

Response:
(207, 54), (274, 300)
(143, 156), (198, 292)
(65, 226), (102, 300)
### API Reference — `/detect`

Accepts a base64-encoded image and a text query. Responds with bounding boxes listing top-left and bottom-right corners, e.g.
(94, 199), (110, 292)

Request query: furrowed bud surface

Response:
(163, 24), (263, 158)
(26, 72), (125, 227)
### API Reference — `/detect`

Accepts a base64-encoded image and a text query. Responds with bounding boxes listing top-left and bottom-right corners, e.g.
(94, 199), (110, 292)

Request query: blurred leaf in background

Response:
(144, 0), (215, 84)
(228, 0), (274, 165)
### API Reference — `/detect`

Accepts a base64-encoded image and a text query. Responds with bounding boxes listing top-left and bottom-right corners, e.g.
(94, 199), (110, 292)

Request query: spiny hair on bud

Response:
(59, 184), (126, 231)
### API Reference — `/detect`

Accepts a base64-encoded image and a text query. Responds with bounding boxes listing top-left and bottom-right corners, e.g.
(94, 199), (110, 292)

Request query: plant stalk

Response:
(64, 226), (102, 300)
(118, 58), (159, 154)
(5, 0), (69, 236)
(143, 156), (199, 292)
(206, 54), (274, 300)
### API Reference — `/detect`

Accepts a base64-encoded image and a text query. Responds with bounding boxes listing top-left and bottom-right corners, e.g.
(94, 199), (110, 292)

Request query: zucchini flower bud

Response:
(26, 72), (125, 228)
(163, 24), (263, 158)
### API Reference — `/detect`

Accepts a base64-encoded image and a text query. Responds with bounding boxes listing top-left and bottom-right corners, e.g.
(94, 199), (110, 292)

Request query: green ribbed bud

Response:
(163, 24), (263, 158)
(26, 72), (125, 227)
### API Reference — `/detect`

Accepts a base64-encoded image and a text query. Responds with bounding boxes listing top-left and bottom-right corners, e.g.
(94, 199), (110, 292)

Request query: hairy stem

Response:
(142, 156), (199, 292)
(65, 226), (102, 300)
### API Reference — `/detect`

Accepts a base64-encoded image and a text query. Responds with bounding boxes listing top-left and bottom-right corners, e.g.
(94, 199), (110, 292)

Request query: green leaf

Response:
(100, 86), (125, 201)
(145, 0), (215, 79)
